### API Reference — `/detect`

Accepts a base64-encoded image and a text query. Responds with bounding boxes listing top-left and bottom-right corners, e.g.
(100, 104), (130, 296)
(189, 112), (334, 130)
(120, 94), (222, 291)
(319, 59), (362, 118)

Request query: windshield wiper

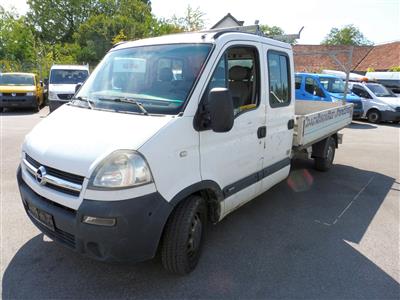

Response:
(72, 96), (95, 109)
(100, 97), (148, 115)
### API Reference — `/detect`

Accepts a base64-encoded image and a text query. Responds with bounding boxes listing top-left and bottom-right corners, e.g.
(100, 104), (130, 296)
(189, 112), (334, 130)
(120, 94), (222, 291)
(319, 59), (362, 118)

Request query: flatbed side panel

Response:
(293, 103), (353, 147)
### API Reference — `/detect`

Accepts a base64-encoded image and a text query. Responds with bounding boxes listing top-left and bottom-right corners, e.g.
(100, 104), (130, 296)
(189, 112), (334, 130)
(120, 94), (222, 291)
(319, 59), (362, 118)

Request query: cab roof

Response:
(112, 30), (291, 52)
(1, 72), (35, 76)
(50, 65), (89, 70)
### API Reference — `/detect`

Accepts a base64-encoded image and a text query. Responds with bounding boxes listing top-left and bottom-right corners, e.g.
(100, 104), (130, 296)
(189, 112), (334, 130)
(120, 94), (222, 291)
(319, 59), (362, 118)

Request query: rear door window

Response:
(267, 51), (291, 107)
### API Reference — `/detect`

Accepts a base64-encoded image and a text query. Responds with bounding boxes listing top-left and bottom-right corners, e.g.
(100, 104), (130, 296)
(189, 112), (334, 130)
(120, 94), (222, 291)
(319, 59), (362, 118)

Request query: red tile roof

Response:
(354, 42), (400, 71)
(293, 45), (373, 73)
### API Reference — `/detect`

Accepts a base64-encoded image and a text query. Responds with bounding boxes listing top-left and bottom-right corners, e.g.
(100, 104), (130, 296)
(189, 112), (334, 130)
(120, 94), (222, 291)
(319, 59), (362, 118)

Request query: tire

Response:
(367, 109), (381, 123)
(314, 137), (336, 172)
(161, 195), (207, 275)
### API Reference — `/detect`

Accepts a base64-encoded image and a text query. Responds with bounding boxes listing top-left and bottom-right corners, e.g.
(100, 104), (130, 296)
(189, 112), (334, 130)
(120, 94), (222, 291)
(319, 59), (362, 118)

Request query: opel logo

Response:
(11, 93), (16, 97)
(36, 166), (47, 185)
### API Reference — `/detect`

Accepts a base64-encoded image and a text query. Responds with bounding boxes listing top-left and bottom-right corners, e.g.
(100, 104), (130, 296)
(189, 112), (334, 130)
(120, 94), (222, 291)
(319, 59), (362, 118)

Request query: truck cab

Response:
(295, 73), (363, 118)
(17, 27), (351, 275)
(48, 65), (89, 112)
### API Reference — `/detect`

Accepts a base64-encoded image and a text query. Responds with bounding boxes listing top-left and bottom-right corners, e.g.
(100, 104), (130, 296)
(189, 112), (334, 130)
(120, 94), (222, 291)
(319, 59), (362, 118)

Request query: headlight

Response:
(388, 105), (396, 111)
(49, 91), (57, 99)
(26, 92), (35, 96)
(89, 150), (153, 189)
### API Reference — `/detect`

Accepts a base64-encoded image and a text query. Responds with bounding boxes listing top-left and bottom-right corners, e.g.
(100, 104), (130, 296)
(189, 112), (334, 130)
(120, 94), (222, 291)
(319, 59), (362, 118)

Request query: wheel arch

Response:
(169, 180), (224, 224)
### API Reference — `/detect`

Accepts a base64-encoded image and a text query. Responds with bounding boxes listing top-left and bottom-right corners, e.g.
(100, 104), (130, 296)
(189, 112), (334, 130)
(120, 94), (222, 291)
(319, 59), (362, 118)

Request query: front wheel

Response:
(367, 109), (381, 123)
(314, 137), (336, 172)
(161, 195), (207, 275)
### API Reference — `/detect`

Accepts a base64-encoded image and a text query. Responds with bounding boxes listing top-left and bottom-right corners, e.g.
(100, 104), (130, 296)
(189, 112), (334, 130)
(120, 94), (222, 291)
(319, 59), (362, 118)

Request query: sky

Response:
(1, 0), (399, 45)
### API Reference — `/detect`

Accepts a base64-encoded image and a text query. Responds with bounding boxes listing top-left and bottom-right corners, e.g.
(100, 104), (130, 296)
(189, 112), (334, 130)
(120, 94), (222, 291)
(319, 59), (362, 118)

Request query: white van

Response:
(17, 26), (353, 274)
(48, 65), (89, 112)
(366, 72), (400, 96)
(349, 81), (400, 123)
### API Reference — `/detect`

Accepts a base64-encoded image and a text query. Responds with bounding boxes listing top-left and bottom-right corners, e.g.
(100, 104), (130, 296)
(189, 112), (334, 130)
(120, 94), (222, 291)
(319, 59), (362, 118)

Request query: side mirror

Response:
(208, 88), (234, 133)
(75, 82), (83, 93)
(315, 88), (325, 98)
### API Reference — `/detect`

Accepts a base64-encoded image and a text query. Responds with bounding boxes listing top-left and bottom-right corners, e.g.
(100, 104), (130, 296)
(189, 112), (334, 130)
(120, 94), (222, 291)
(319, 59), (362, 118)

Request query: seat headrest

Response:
(159, 67), (173, 82)
(229, 66), (250, 81)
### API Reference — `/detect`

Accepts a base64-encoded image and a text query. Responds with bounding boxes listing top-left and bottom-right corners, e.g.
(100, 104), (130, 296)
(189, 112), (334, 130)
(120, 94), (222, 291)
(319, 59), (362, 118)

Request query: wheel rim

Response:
(187, 213), (202, 258)
(369, 112), (378, 122)
(327, 144), (334, 163)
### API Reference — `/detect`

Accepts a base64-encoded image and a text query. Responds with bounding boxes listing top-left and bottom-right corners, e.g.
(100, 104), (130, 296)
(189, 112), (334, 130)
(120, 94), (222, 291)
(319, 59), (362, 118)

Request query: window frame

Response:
(203, 44), (262, 118)
(267, 50), (292, 108)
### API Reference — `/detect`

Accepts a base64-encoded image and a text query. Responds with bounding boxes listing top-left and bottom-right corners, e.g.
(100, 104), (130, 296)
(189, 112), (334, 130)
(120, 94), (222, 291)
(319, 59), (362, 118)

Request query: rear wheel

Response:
(314, 137), (336, 172)
(161, 195), (207, 275)
(367, 109), (381, 123)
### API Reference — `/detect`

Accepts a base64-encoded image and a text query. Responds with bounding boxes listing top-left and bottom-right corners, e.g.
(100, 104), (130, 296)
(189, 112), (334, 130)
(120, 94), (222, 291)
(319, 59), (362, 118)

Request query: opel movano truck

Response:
(17, 26), (353, 275)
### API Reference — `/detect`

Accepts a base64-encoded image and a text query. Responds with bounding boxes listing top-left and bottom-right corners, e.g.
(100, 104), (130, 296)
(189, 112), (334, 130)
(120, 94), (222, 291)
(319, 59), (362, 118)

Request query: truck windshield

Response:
(366, 83), (394, 97)
(319, 77), (345, 93)
(50, 69), (89, 84)
(0, 74), (34, 86)
(75, 43), (212, 115)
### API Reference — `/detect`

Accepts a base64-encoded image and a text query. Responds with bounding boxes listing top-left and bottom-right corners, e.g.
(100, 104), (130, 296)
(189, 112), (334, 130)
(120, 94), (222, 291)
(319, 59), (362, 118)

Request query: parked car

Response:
(17, 26), (353, 275)
(295, 73), (363, 118)
(48, 65), (89, 112)
(0, 72), (44, 112)
(366, 72), (400, 96)
(350, 81), (400, 123)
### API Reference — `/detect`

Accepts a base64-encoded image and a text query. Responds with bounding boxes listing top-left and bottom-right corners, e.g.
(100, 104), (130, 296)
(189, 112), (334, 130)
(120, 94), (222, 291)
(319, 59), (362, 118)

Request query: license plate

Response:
(28, 204), (55, 231)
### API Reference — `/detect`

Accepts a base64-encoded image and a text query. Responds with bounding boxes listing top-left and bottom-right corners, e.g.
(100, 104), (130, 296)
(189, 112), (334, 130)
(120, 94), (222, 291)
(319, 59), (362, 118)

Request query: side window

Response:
(352, 86), (371, 99)
(295, 76), (302, 89)
(305, 77), (316, 94)
(268, 51), (291, 107)
(203, 46), (260, 116)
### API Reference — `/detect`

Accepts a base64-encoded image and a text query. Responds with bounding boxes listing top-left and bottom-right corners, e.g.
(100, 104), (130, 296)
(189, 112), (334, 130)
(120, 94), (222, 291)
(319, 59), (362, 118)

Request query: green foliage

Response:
(169, 5), (205, 32)
(366, 67), (375, 72)
(260, 25), (284, 37)
(322, 24), (373, 46)
(389, 66), (400, 72)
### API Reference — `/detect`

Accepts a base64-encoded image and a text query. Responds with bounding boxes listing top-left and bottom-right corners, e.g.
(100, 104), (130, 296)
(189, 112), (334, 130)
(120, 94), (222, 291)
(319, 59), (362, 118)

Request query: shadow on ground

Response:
(2, 162), (399, 299)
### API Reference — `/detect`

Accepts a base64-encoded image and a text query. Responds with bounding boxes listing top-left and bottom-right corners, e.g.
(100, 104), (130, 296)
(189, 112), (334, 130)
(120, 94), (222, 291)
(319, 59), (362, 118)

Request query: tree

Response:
(260, 25), (284, 37)
(322, 24), (373, 46)
(170, 5), (205, 32)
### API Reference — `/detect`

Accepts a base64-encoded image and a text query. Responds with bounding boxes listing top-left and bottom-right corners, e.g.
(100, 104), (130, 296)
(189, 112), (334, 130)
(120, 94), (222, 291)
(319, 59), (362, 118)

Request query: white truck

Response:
(17, 26), (353, 275)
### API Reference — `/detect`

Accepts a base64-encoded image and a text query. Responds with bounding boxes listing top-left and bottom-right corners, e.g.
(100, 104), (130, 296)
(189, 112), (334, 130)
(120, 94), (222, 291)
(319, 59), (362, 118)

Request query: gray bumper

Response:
(0, 96), (37, 108)
(49, 100), (69, 112)
(381, 110), (400, 122)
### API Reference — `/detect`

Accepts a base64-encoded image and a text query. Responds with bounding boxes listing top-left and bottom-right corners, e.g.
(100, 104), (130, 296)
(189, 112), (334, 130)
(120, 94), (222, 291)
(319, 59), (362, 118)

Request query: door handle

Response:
(287, 119), (294, 129)
(257, 126), (266, 139)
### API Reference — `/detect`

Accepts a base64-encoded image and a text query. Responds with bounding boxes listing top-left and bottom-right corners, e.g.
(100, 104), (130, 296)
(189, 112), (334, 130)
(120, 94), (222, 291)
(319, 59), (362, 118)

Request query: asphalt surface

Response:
(1, 107), (399, 299)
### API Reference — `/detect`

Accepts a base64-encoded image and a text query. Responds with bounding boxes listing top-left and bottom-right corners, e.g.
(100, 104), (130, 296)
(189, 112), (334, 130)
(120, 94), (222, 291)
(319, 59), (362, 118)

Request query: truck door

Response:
(198, 42), (265, 214)
(261, 47), (294, 191)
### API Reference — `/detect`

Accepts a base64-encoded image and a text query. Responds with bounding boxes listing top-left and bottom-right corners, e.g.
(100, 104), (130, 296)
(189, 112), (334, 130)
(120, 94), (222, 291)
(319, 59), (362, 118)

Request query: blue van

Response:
(295, 73), (363, 118)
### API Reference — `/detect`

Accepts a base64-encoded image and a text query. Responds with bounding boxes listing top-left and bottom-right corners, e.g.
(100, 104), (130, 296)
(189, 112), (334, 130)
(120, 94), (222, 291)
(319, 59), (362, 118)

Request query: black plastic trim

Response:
(223, 158), (290, 198)
(170, 180), (224, 206)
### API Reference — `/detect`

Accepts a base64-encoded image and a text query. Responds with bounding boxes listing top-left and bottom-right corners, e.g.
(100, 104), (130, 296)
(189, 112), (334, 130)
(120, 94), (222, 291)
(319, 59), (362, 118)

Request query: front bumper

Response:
(17, 166), (173, 263)
(381, 110), (400, 122)
(0, 96), (37, 108)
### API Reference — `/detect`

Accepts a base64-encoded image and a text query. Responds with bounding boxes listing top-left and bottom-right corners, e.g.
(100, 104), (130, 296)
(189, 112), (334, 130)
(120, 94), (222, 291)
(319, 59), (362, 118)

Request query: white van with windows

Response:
(17, 26), (353, 274)
(48, 65), (89, 112)
(349, 81), (400, 123)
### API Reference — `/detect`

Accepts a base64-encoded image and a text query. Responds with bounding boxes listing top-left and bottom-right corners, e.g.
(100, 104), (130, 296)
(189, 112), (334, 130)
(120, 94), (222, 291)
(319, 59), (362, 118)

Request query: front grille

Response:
(25, 154), (84, 185)
(57, 94), (74, 100)
(25, 154), (84, 197)
(2, 92), (26, 96)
